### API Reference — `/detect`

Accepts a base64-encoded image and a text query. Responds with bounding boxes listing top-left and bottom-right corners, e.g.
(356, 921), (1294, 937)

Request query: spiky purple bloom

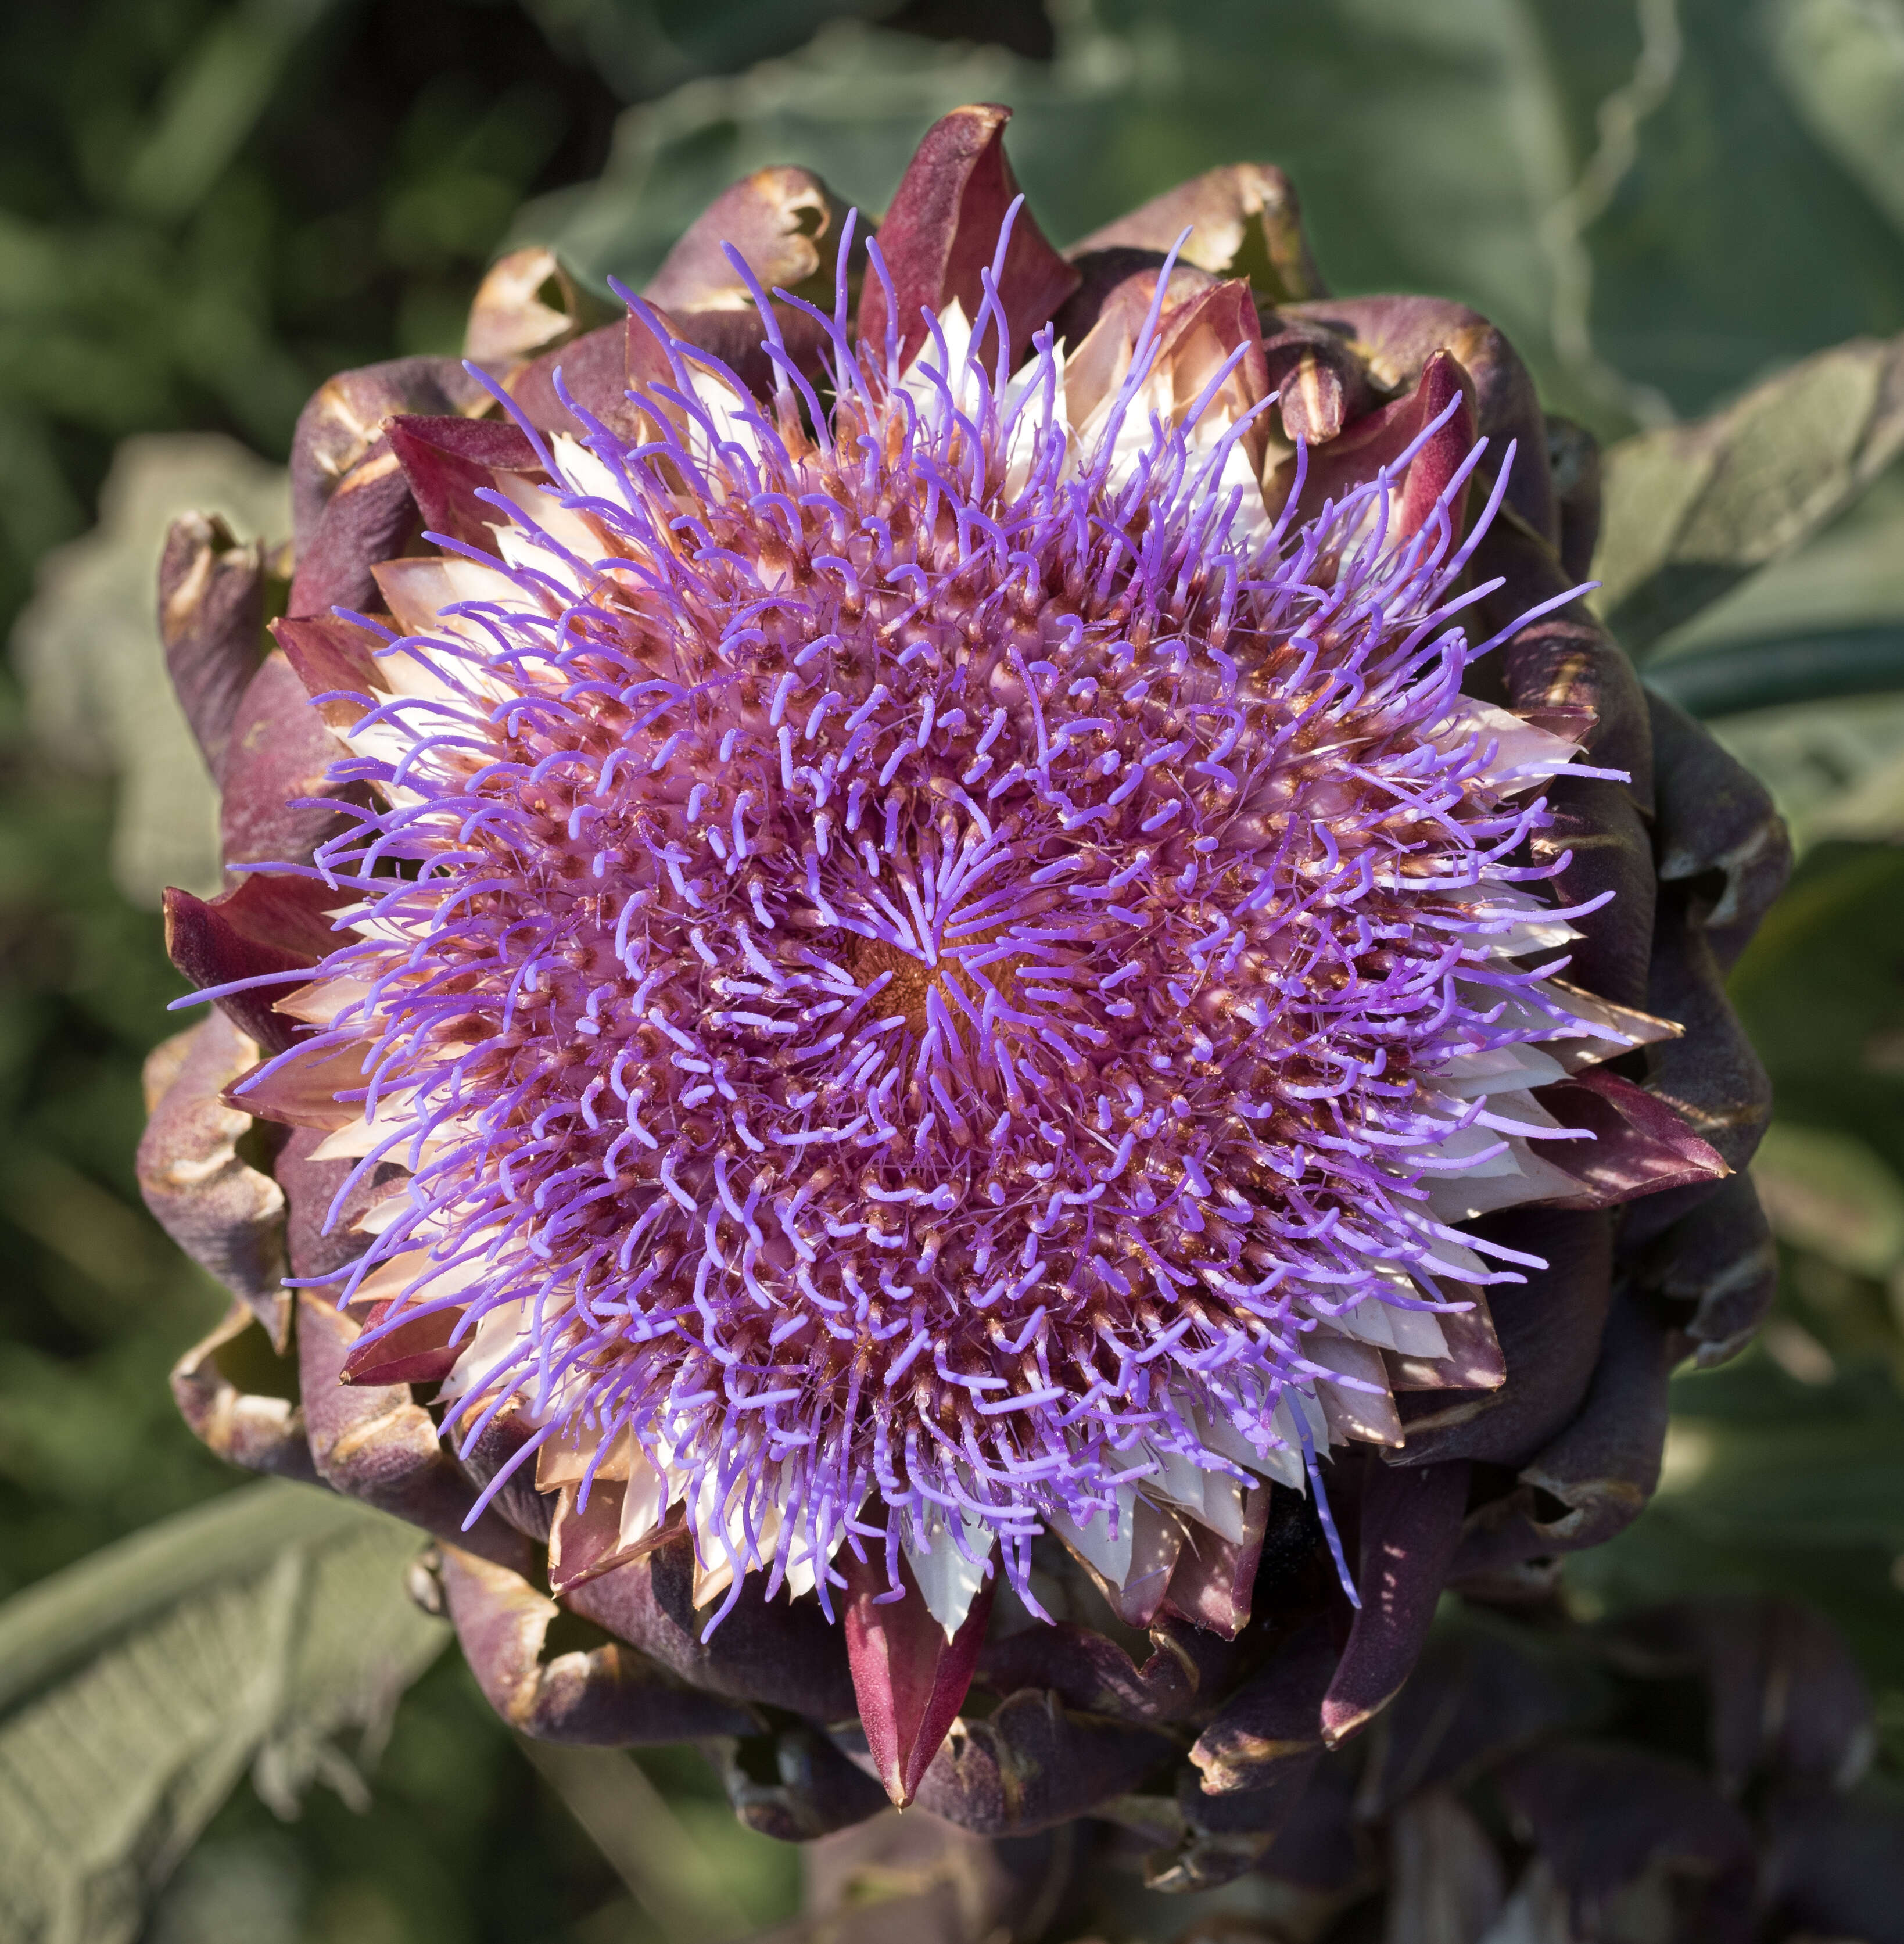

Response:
(235, 221), (1648, 1638)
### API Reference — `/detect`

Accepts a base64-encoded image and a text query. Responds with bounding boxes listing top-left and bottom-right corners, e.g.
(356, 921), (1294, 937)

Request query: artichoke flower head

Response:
(151, 106), (1774, 1838)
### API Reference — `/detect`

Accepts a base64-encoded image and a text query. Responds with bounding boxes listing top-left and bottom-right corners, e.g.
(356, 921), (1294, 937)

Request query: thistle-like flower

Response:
(146, 107), (1788, 1857)
(252, 230), (1643, 1616)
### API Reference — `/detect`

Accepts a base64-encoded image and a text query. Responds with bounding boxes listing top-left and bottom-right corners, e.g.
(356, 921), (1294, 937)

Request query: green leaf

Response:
(1574, 0), (1904, 422)
(0, 1480), (446, 1944)
(1753, 1121), (1904, 1278)
(1595, 336), (1904, 655)
(10, 431), (288, 909)
(1730, 842), (1904, 1160)
(509, 0), (1575, 379)
(1766, 0), (1904, 241)
(1705, 693), (1904, 854)
(1643, 624), (1904, 718)
(1569, 1355), (1904, 1739)
(1652, 456), (1904, 653)
(1646, 467), (1904, 846)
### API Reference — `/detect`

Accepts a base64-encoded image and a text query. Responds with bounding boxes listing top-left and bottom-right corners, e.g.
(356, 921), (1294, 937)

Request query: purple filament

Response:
(240, 250), (1604, 1611)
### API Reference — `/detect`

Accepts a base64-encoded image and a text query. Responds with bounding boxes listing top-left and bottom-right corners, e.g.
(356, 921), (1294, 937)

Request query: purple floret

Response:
(249, 239), (1604, 1616)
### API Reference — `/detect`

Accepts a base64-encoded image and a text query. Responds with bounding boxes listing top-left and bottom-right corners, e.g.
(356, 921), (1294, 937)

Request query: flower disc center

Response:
(842, 927), (1031, 1043)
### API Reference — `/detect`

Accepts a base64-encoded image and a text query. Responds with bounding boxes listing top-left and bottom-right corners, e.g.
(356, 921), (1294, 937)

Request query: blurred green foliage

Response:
(1572, 827), (1904, 1771)
(0, 6), (861, 1939)
(5, 1), (1904, 1939)
(0, 0), (609, 623)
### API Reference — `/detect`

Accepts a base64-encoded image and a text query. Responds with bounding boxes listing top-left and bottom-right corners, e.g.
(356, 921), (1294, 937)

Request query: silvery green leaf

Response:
(1655, 462), (1904, 660)
(1701, 691), (1904, 852)
(1765, 0), (1904, 239)
(1645, 626), (1904, 720)
(9, 432), (287, 908)
(0, 1481), (444, 1944)
(508, 2), (1570, 383)
(1752, 1121), (1904, 1279)
(1595, 336), (1904, 655)
(1643, 466), (1904, 841)
(1630, 1392), (1904, 1556)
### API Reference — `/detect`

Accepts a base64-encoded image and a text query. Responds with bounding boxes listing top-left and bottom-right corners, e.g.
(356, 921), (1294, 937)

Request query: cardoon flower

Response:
(145, 109), (1787, 1870)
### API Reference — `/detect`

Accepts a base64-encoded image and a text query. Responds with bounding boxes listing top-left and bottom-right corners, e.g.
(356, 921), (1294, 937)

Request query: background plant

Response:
(4, 2), (1904, 1940)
